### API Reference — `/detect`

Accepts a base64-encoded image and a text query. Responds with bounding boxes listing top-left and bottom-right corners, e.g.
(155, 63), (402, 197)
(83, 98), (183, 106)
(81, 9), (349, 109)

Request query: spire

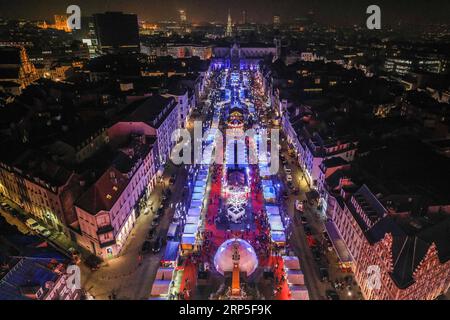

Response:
(226, 9), (233, 37)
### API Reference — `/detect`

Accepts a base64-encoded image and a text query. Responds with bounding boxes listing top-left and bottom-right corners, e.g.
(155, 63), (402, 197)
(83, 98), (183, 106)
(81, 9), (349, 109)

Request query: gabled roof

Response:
(75, 166), (127, 214)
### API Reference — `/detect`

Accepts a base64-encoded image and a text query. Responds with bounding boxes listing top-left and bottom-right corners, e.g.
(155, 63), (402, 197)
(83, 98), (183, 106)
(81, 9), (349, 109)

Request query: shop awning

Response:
(162, 241), (179, 263)
(324, 221), (352, 264)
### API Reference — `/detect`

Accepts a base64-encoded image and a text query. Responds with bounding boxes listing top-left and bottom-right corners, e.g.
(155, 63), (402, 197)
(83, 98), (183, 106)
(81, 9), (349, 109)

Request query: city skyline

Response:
(1, 0), (450, 25)
(0, 0), (449, 304)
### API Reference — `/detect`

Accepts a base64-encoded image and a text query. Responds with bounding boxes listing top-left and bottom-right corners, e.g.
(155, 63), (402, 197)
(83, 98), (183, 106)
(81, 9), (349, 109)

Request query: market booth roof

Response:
(162, 241), (179, 263)
(268, 215), (284, 231)
(265, 205), (280, 216)
(183, 224), (198, 235)
(289, 285), (310, 300)
(150, 280), (171, 296)
(282, 256), (300, 270)
(155, 267), (175, 280)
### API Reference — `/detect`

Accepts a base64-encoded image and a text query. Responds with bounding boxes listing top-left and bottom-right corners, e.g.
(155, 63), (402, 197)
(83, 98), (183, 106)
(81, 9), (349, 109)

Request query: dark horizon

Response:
(0, 0), (450, 25)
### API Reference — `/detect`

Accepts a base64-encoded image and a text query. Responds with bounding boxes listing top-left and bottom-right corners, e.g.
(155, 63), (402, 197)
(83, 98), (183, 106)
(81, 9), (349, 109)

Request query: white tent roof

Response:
(191, 192), (204, 201)
(289, 285), (310, 300)
(269, 215), (284, 231)
(195, 180), (206, 188)
(150, 280), (171, 296)
(186, 215), (199, 225)
(282, 256), (300, 270)
(190, 200), (203, 209)
(194, 186), (205, 194)
(167, 223), (178, 238)
(183, 224), (198, 235)
(156, 267), (175, 280)
(187, 207), (201, 216)
(181, 234), (196, 245)
(286, 269), (305, 285)
(265, 205), (280, 216)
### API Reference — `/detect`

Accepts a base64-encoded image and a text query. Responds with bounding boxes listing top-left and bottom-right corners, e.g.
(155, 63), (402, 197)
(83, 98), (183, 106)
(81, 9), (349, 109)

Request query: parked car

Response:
(141, 240), (152, 253)
(312, 248), (322, 261)
(300, 216), (308, 224)
(326, 290), (340, 300)
(286, 175), (293, 182)
(25, 218), (40, 231)
(304, 225), (313, 236)
(152, 236), (163, 253)
(36, 226), (51, 238)
(295, 200), (304, 212)
(147, 228), (156, 239)
(319, 267), (329, 282)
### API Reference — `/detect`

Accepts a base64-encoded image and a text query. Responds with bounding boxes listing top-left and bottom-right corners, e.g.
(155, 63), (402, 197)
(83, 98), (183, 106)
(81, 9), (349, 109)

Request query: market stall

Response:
(155, 267), (175, 280)
(150, 280), (171, 297)
(187, 207), (201, 217)
(286, 269), (305, 285)
(282, 256), (300, 270)
(161, 241), (180, 268)
(289, 285), (310, 300)
(268, 215), (285, 232)
(181, 234), (196, 252)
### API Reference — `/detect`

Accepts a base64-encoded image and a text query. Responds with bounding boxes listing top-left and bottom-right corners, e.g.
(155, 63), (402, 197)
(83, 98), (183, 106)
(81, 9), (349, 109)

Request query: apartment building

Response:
(74, 135), (157, 258)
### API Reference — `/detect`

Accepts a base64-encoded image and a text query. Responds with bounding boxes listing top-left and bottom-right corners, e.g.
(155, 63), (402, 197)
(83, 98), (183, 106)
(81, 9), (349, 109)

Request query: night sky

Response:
(0, 0), (449, 25)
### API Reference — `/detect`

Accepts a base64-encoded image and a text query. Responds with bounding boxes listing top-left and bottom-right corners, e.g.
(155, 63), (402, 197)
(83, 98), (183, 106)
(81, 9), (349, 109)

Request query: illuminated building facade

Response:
(225, 10), (233, 37)
(0, 46), (38, 88)
(75, 136), (157, 258)
(325, 183), (450, 300)
(0, 150), (83, 233)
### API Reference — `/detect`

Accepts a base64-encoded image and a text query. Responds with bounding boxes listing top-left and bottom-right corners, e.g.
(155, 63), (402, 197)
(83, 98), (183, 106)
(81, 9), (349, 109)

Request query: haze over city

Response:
(0, 0), (449, 308)
(1, 0), (450, 25)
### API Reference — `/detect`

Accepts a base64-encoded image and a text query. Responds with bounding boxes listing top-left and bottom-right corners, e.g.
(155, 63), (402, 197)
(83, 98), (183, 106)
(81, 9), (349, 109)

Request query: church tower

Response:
(225, 9), (233, 37)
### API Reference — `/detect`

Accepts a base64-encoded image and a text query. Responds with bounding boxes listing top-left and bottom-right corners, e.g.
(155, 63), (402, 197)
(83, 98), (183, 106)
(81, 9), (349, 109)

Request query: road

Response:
(274, 130), (362, 300)
(81, 162), (189, 300)
(80, 87), (212, 300)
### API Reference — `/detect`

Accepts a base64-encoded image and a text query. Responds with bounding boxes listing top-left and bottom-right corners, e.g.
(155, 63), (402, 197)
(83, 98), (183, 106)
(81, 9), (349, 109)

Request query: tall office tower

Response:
(273, 15), (281, 30)
(179, 10), (187, 23)
(93, 12), (140, 54)
(225, 10), (233, 37)
(242, 10), (247, 24)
